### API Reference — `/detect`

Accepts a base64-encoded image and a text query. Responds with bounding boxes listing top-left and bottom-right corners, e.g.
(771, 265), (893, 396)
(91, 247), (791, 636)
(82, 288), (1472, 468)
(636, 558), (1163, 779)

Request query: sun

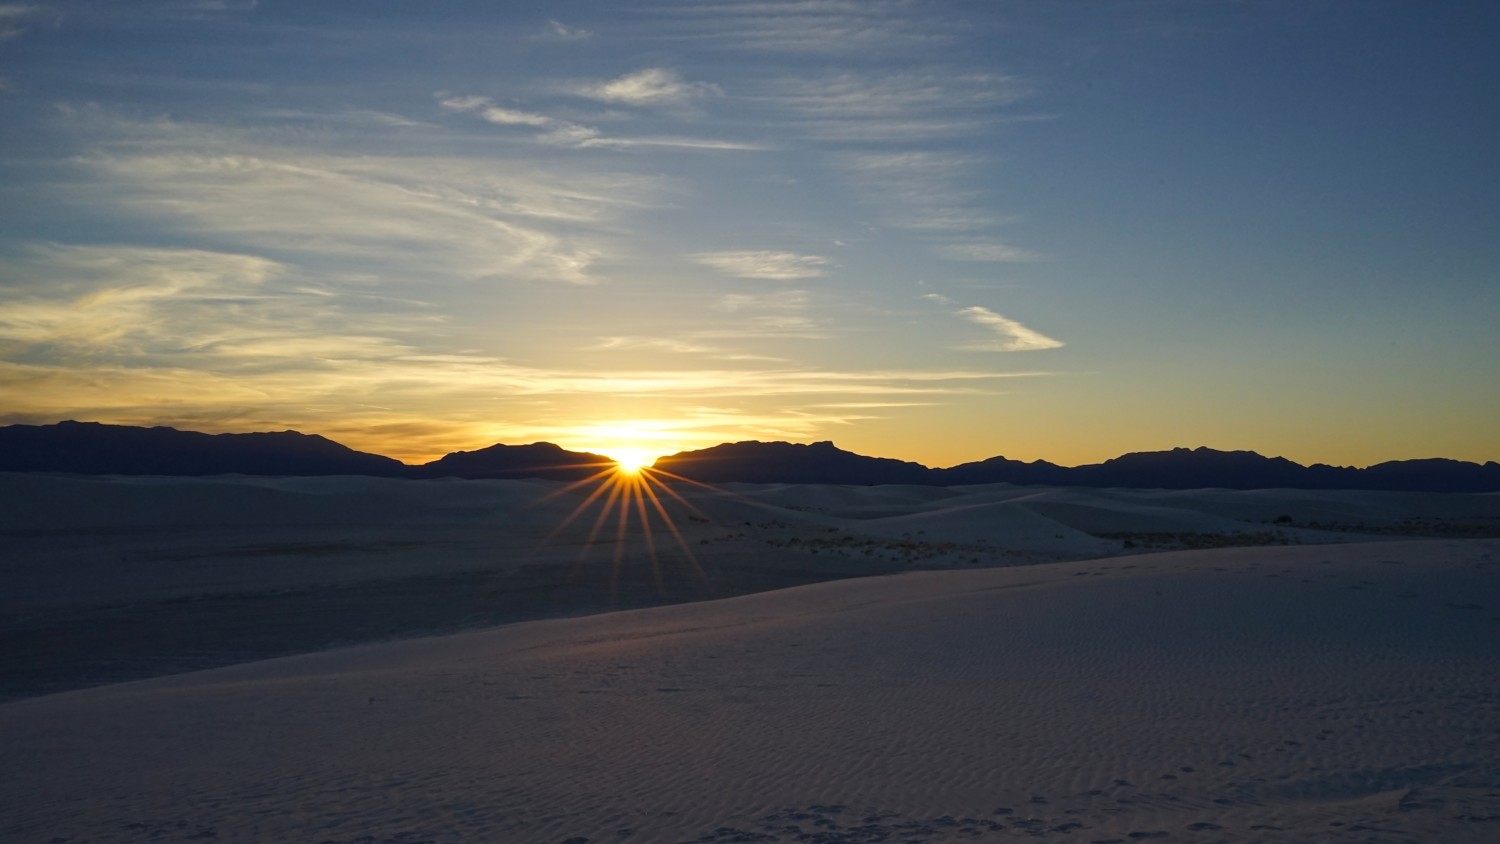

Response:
(606, 446), (656, 474)
(537, 436), (718, 604)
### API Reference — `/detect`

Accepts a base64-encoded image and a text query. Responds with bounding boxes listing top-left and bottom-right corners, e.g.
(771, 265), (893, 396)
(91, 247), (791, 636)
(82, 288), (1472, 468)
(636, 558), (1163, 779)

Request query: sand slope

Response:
(4, 472), (1499, 699)
(3, 538), (1498, 843)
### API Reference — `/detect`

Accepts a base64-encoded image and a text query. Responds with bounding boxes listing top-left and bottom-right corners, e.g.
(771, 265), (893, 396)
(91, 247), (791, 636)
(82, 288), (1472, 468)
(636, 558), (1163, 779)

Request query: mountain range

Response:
(2, 421), (1497, 493)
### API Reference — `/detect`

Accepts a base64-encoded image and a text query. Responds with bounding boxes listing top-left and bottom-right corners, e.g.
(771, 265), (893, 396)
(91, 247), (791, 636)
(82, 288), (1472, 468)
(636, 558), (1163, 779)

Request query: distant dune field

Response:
(2, 474), (1499, 841)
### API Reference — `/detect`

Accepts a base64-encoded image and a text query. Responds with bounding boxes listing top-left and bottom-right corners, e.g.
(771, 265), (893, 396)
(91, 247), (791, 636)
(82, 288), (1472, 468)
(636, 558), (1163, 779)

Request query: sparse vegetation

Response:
(1098, 531), (1291, 551)
(764, 533), (1022, 564)
(1263, 516), (1500, 538)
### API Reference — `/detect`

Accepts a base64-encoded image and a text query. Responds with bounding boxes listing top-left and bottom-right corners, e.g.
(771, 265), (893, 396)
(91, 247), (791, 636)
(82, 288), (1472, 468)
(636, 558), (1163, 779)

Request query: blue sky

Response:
(1, 0), (1496, 466)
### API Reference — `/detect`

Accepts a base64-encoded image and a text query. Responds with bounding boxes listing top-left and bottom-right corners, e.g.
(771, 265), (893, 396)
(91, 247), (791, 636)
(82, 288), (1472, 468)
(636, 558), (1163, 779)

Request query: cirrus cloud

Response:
(689, 250), (829, 280)
(955, 305), (1063, 352)
(578, 68), (723, 106)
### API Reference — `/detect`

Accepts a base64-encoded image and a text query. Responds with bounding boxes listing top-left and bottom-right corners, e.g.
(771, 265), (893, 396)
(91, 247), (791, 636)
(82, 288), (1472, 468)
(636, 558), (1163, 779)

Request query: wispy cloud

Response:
(81, 151), (603, 283)
(534, 19), (592, 41)
(436, 94), (490, 112)
(701, 289), (830, 339)
(576, 68), (723, 106)
(536, 122), (601, 146)
(62, 109), (657, 284)
(951, 304), (1063, 352)
(0, 244), (285, 353)
(180, 0), (258, 12)
(639, 0), (957, 54)
(478, 105), (555, 127)
(689, 250), (829, 280)
(935, 241), (1043, 263)
(437, 91), (757, 151)
(713, 288), (807, 312)
(253, 107), (432, 130)
(439, 94), (558, 128)
(837, 151), (997, 232)
(586, 336), (718, 355)
(575, 134), (767, 151)
(764, 72), (1031, 141)
(130, 0), (259, 20)
(811, 401), (939, 409)
(755, 66), (1042, 263)
(0, 0), (255, 32)
(586, 335), (786, 362)
(0, 2), (46, 38)
(774, 71), (1029, 115)
(833, 150), (1045, 264)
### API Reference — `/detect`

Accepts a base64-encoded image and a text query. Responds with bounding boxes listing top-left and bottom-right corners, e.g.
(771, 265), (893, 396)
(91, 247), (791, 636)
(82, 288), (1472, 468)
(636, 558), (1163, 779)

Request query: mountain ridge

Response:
(2, 421), (1497, 492)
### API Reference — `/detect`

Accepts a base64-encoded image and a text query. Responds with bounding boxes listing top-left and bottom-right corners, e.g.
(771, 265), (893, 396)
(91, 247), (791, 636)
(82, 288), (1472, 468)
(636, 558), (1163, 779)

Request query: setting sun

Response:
(606, 447), (656, 474)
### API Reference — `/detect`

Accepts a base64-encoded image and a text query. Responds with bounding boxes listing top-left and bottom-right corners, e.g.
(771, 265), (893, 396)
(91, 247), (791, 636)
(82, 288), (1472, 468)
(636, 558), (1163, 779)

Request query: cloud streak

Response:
(576, 68), (723, 106)
(689, 250), (829, 280)
(764, 72), (1031, 141)
(702, 288), (830, 338)
(748, 64), (1044, 264)
(936, 241), (1043, 263)
(954, 305), (1064, 352)
(436, 91), (758, 151)
(0, 2), (45, 39)
(535, 19), (592, 41)
(62, 110), (661, 285)
(638, 0), (957, 54)
(585, 336), (784, 362)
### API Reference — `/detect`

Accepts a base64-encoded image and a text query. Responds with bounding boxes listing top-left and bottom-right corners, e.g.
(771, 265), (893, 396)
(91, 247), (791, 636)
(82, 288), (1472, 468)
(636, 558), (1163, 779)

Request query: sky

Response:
(0, 0), (1497, 468)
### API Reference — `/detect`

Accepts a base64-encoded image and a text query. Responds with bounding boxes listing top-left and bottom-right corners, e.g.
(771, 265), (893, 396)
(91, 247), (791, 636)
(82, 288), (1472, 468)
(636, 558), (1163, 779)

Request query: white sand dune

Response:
(2, 539), (1498, 843)
(4, 473), (1500, 842)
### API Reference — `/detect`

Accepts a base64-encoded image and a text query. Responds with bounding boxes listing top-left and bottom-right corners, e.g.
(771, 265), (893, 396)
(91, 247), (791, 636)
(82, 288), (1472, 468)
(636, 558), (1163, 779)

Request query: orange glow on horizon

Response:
(602, 446), (657, 475)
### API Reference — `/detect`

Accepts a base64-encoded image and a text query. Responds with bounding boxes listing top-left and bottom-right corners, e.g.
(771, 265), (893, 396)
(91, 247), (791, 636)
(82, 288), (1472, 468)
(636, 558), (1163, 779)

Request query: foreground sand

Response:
(6, 472), (1498, 700)
(3, 534), (1499, 842)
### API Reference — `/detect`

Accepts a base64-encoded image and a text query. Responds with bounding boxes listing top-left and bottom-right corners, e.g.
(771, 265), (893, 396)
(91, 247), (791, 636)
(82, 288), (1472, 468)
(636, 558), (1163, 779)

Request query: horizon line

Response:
(7, 419), (1498, 474)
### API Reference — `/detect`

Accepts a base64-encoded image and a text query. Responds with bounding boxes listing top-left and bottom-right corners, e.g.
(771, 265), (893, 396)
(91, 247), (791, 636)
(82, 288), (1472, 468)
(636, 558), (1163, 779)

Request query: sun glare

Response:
(607, 447), (655, 474)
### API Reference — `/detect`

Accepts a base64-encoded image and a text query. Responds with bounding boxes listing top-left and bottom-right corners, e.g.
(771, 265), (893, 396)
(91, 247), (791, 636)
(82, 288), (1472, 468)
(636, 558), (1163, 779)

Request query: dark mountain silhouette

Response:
(1074, 447), (1311, 490)
(934, 447), (1321, 490)
(653, 440), (931, 486)
(0, 421), (611, 481)
(0, 420), (406, 477)
(1355, 458), (1500, 494)
(658, 441), (1500, 493)
(2, 421), (1497, 492)
(932, 454), (1071, 487)
(411, 442), (612, 481)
